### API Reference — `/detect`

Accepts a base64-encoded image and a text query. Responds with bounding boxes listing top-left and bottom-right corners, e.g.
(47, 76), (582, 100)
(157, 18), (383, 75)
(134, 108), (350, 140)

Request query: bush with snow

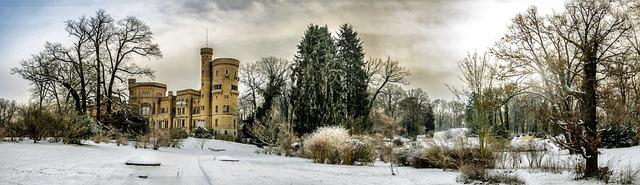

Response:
(149, 128), (170, 150)
(303, 126), (349, 164)
(600, 124), (637, 149)
(340, 136), (376, 165)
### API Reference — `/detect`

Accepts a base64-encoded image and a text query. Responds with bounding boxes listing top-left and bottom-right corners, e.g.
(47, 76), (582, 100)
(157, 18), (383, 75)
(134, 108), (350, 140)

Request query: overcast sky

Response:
(0, 0), (567, 102)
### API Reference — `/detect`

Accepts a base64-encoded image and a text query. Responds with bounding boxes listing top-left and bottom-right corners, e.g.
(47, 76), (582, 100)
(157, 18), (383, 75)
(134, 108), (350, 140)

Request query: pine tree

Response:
(336, 24), (370, 133)
(291, 24), (339, 136)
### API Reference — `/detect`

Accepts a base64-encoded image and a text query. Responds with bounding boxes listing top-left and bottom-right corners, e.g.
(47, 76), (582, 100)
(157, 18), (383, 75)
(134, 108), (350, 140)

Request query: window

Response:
(223, 105), (229, 112)
(215, 119), (218, 127)
(141, 103), (151, 115)
(213, 84), (222, 90)
(225, 70), (228, 74)
(224, 130), (228, 135)
(233, 119), (236, 128)
(215, 106), (218, 113)
(231, 85), (238, 91)
(216, 70), (218, 76)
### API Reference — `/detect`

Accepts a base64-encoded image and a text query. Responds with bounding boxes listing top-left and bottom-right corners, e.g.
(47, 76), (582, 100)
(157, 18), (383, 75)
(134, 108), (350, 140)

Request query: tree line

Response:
(240, 24), (450, 145)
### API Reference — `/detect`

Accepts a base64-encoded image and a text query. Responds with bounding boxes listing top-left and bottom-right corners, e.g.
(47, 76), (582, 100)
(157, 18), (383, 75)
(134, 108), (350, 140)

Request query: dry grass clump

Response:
(458, 163), (525, 185)
(92, 133), (111, 144)
(422, 145), (495, 170)
(115, 134), (128, 146)
(340, 136), (376, 165)
(303, 126), (349, 164)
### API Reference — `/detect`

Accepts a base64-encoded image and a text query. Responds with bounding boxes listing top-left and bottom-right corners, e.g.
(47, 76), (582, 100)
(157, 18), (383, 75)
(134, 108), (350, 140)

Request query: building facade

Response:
(128, 47), (240, 139)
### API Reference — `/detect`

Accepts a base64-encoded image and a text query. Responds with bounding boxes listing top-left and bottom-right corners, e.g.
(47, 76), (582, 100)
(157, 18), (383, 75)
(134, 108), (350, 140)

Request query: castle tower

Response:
(200, 47), (213, 128)
(210, 58), (240, 138)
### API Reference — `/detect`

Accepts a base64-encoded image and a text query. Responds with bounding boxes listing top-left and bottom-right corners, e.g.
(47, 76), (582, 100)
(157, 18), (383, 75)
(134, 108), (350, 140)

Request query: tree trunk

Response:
(96, 59), (102, 121)
(583, 58), (599, 177)
(61, 82), (82, 113)
(504, 103), (510, 132)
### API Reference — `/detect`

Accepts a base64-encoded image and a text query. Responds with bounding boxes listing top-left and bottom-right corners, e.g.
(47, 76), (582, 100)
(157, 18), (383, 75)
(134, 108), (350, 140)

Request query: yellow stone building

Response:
(128, 47), (240, 139)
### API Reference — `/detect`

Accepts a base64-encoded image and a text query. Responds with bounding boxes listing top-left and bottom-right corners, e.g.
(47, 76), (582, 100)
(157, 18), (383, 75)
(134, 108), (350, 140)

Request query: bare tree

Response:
(366, 57), (410, 115)
(493, 0), (632, 177)
(250, 109), (283, 147)
(194, 138), (208, 150)
(88, 9), (114, 121)
(103, 16), (162, 117)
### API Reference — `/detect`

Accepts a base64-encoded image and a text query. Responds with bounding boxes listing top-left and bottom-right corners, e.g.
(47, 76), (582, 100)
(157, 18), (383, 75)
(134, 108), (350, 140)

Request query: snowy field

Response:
(0, 137), (639, 185)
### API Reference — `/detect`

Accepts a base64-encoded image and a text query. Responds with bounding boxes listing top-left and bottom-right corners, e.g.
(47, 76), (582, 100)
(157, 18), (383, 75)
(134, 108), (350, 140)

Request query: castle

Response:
(128, 47), (240, 139)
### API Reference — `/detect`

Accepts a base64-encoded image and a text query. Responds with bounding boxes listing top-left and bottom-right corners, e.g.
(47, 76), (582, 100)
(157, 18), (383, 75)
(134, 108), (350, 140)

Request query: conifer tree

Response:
(336, 24), (370, 133)
(291, 24), (339, 136)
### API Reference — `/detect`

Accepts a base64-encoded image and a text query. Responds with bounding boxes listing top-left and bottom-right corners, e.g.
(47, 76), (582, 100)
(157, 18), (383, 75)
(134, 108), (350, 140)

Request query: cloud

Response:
(0, 0), (566, 102)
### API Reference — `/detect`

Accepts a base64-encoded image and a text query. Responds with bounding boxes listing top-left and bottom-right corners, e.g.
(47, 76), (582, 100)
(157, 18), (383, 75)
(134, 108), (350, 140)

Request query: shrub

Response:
(149, 128), (170, 150)
(539, 155), (566, 174)
(92, 133), (111, 144)
(135, 133), (150, 149)
(215, 133), (236, 141)
(62, 113), (97, 145)
(614, 166), (640, 185)
(303, 126), (349, 164)
(0, 127), (6, 142)
(457, 164), (524, 184)
(193, 127), (211, 138)
(600, 124), (637, 148)
(277, 123), (298, 157)
(261, 146), (285, 155)
(422, 145), (495, 170)
(457, 163), (488, 183)
(108, 110), (149, 137)
(19, 104), (54, 143)
(340, 136), (376, 165)
(170, 128), (188, 139)
(194, 138), (208, 150)
(524, 141), (547, 168)
(168, 128), (188, 148)
(485, 172), (525, 185)
(116, 134), (128, 146)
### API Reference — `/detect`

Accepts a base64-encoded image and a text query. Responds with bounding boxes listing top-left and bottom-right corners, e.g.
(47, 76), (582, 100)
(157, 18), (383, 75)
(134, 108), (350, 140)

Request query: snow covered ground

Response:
(1, 137), (639, 185)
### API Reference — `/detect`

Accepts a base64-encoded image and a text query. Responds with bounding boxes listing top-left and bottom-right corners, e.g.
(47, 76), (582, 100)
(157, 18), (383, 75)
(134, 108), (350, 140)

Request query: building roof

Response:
(212, 58), (240, 67)
(129, 82), (167, 89)
(177, 89), (201, 96)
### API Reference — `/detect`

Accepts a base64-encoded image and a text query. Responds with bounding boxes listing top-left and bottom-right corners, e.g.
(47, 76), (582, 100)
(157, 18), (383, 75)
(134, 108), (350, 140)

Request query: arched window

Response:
(141, 103), (151, 115)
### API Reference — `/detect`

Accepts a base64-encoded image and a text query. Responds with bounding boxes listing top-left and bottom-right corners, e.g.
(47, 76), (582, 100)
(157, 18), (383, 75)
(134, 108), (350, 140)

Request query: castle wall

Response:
(127, 47), (240, 140)
(211, 58), (240, 138)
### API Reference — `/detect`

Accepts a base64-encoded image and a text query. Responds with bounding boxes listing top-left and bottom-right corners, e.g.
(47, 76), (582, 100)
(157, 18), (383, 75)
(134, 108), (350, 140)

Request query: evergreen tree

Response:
(336, 24), (370, 133)
(291, 24), (339, 136)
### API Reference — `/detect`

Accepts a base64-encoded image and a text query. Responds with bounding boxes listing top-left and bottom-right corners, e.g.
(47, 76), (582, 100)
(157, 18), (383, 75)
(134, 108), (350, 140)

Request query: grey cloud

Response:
(0, 0), (566, 102)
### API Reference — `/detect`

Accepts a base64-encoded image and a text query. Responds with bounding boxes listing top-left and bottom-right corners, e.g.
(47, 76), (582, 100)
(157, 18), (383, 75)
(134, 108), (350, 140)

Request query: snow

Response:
(1, 136), (639, 185)
(0, 138), (458, 185)
(126, 156), (161, 166)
